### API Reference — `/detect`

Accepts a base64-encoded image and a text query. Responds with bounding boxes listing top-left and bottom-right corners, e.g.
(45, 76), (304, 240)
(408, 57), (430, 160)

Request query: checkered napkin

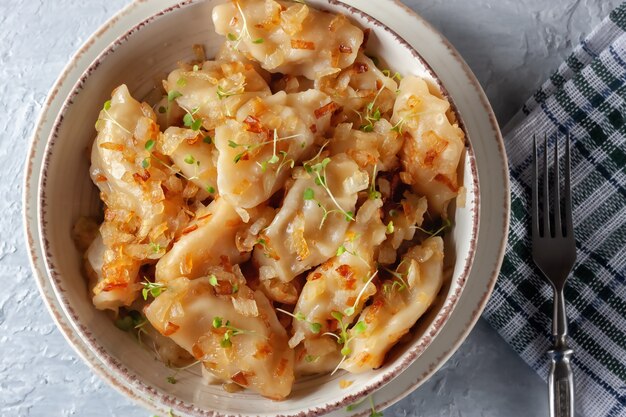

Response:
(483, 4), (626, 417)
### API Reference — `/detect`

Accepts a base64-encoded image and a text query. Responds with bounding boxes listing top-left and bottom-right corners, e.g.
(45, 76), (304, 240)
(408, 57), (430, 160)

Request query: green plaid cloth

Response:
(483, 4), (626, 417)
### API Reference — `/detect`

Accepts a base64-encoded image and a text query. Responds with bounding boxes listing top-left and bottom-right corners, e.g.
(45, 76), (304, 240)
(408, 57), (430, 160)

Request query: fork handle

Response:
(548, 344), (575, 417)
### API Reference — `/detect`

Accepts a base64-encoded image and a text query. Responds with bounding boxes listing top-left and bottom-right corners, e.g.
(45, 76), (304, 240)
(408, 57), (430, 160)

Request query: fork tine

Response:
(553, 135), (562, 236)
(564, 133), (574, 236)
(532, 135), (539, 238)
(543, 134), (551, 237)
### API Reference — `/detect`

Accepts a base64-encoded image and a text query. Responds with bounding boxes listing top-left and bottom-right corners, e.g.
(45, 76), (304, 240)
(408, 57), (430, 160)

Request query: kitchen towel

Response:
(483, 3), (626, 416)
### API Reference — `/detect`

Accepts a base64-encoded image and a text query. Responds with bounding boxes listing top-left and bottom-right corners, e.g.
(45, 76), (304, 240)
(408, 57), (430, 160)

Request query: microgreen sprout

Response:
(382, 69), (403, 82)
(182, 107), (202, 131)
(227, 1), (264, 49)
(229, 131), (301, 165)
(212, 316), (255, 348)
(141, 278), (167, 300)
(208, 274), (218, 287)
(343, 270), (378, 316)
(276, 308), (322, 334)
(168, 90), (183, 102)
(386, 221), (394, 234)
(324, 311), (369, 375)
(256, 130), (303, 172)
(359, 86), (385, 132)
(346, 397), (367, 411)
(216, 84), (245, 100)
(149, 242), (162, 254)
(99, 100), (131, 134)
(336, 233), (367, 266)
(391, 118), (405, 133)
(412, 218), (452, 237)
(369, 396), (384, 417)
(303, 157), (355, 224)
(368, 164), (382, 200)
(206, 185), (216, 194)
(381, 262), (410, 294)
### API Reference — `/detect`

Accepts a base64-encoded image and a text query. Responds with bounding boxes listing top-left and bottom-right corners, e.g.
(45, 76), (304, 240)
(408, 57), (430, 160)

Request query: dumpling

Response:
(315, 52), (398, 127)
(144, 273), (294, 399)
(164, 60), (271, 131)
(288, 198), (387, 349)
(253, 153), (368, 283)
(212, 0), (364, 80)
(159, 127), (218, 196)
(155, 198), (252, 282)
(214, 89), (333, 209)
(88, 85), (190, 311)
(393, 76), (465, 214)
(340, 236), (444, 373)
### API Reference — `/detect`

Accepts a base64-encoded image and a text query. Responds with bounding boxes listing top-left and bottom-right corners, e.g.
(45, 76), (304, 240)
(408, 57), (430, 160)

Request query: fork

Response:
(532, 133), (577, 417)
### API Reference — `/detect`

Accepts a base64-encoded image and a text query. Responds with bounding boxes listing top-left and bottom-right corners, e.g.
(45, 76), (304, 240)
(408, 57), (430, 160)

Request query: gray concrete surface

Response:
(0, 0), (620, 416)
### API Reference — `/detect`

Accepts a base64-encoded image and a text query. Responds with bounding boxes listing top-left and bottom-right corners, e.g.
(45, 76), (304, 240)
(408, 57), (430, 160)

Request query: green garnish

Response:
(203, 135), (212, 144)
(386, 221), (394, 234)
(206, 185), (216, 194)
(368, 164), (382, 200)
(145, 139), (156, 152)
(183, 154), (196, 165)
(212, 317), (255, 348)
(226, 2), (263, 49)
(412, 218), (452, 237)
(141, 278), (167, 300)
(176, 77), (187, 87)
(166, 376), (178, 384)
(276, 308), (322, 334)
(182, 107), (202, 131)
(149, 242), (161, 253)
(167, 90), (182, 102)
(302, 155), (355, 227)
(208, 274), (218, 287)
(304, 354), (319, 363)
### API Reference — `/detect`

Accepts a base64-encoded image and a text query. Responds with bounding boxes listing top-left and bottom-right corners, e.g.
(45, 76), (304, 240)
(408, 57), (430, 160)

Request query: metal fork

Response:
(532, 133), (577, 417)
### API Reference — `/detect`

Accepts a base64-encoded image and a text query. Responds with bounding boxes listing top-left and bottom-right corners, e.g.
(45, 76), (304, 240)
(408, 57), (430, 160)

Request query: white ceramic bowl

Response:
(24, 1), (509, 416)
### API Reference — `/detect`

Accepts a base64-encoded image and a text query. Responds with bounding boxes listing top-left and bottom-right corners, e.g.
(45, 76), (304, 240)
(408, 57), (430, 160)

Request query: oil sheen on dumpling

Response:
(144, 273), (294, 399)
(212, 0), (364, 80)
(155, 198), (251, 282)
(253, 153), (368, 283)
(288, 198), (387, 349)
(88, 85), (189, 311)
(165, 60), (271, 131)
(214, 89), (333, 210)
(392, 76), (465, 214)
(340, 236), (444, 372)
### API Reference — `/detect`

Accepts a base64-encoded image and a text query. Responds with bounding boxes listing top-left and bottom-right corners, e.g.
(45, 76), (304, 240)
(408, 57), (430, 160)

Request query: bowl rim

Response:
(23, 0), (508, 416)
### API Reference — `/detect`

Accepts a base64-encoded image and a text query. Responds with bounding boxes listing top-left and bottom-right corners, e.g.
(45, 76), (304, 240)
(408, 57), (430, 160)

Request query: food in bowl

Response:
(74, 0), (465, 401)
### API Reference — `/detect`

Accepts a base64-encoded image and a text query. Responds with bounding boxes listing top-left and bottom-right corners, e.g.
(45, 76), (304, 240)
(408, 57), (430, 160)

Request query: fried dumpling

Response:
(144, 274), (294, 399)
(164, 60), (271, 131)
(253, 153), (368, 283)
(212, 0), (364, 80)
(214, 89), (333, 209)
(393, 76), (465, 214)
(288, 198), (387, 349)
(155, 198), (251, 282)
(88, 85), (190, 311)
(340, 236), (444, 372)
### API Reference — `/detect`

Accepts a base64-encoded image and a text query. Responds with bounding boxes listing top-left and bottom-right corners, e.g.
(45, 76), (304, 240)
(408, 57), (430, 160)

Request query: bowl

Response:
(25, 1), (508, 416)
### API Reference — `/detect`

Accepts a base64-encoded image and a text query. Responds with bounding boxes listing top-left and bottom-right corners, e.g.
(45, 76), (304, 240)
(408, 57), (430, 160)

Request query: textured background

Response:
(0, 0), (620, 416)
